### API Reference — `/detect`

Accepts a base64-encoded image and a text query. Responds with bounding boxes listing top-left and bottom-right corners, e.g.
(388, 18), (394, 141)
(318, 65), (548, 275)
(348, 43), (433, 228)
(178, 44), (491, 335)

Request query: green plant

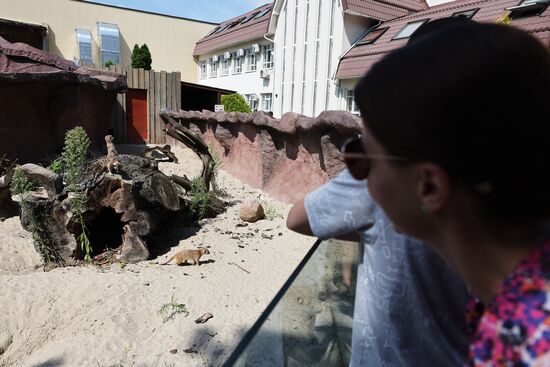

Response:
(221, 93), (252, 113)
(62, 127), (92, 262)
(263, 202), (282, 220)
(47, 157), (63, 174)
(158, 295), (189, 323)
(10, 166), (33, 198)
(189, 177), (211, 220)
(104, 60), (115, 68)
(131, 43), (152, 70)
(11, 166), (61, 265)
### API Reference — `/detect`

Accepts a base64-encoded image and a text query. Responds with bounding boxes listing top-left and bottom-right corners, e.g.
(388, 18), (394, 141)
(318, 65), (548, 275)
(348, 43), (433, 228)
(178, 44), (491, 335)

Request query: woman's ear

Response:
(416, 163), (451, 215)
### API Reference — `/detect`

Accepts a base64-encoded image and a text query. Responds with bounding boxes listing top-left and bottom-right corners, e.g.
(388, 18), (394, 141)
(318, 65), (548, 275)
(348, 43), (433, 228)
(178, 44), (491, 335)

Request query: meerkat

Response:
(104, 135), (121, 174)
(161, 248), (210, 266)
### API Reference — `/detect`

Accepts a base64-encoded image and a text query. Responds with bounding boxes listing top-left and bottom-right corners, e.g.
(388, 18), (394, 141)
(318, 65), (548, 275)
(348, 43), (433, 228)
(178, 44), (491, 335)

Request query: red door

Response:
(126, 89), (148, 142)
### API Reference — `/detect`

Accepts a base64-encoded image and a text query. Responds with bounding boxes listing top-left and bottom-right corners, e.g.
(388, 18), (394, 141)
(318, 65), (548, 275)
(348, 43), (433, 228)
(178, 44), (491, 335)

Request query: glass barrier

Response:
(224, 239), (360, 366)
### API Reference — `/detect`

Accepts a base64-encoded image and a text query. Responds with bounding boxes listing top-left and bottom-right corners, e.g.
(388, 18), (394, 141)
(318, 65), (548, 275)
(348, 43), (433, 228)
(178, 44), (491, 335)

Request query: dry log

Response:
(20, 154), (182, 265)
(142, 145), (179, 163)
(160, 112), (215, 191)
(19, 163), (63, 198)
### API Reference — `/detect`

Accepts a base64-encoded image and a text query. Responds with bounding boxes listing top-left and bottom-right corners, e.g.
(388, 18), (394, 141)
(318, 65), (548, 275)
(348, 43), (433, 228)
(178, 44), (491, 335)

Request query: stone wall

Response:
(0, 37), (126, 162)
(164, 109), (362, 203)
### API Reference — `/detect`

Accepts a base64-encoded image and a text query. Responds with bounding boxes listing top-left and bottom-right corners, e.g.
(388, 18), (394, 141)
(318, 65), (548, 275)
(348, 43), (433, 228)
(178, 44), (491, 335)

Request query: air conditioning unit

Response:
(252, 43), (260, 53)
(259, 69), (271, 79)
(211, 55), (219, 62)
(237, 48), (245, 57)
(223, 52), (231, 59)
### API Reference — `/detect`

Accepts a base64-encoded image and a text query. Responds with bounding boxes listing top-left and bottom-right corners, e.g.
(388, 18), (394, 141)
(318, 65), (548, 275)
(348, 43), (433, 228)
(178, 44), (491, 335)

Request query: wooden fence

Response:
(104, 65), (181, 144)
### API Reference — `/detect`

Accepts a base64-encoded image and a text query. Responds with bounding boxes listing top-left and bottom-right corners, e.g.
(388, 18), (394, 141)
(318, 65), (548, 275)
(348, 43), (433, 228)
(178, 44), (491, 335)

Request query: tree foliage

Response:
(131, 44), (152, 70)
(221, 93), (252, 113)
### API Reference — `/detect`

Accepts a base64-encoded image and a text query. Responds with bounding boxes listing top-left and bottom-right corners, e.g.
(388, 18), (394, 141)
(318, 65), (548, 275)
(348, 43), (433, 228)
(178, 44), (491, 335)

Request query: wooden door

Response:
(125, 89), (148, 142)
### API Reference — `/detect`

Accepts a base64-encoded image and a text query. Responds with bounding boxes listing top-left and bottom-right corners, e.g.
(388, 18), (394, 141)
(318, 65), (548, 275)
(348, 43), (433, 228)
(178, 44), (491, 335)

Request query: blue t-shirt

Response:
(304, 169), (470, 366)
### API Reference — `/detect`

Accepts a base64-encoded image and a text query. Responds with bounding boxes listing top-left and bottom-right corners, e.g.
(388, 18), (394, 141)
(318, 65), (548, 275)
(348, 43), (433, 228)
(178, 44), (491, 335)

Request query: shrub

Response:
(131, 43), (152, 70)
(104, 60), (115, 68)
(221, 93), (252, 113)
(62, 127), (92, 262)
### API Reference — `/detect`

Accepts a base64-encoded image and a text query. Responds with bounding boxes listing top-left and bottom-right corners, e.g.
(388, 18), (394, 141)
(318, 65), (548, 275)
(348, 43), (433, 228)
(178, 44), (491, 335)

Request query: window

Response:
(246, 49), (257, 72)
(233, 55), (243, 74)
(205, 26), (220, 37)
(199, 60), (207, 79)
(451, 9), (479, 18)
(75, 28), (93, 66)
(254, 7), (272, 20)
(508, 0), (549, 19)
(263, 44), (274, 69)
(245, 94), (259, 111)
(345, 89), (359, 114)
(241, 12), (261, 24)
(357, 27), (388, 45)
(261, 93), (273, 112)
(221, 57), (230, 76)
(97, 22), (120, 65)
(210, 58), (218, 78)
(393, 19), (429, 40)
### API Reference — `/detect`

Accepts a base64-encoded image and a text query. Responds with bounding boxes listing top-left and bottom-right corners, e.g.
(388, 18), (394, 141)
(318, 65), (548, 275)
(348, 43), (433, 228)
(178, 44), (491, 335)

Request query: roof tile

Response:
(337, 0), (550, 79)
(194, 3), (273, 55)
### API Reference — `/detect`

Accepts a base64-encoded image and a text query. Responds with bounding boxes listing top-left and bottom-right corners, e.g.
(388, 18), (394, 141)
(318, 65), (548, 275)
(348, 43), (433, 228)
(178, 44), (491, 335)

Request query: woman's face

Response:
(362, 129), (425, 236)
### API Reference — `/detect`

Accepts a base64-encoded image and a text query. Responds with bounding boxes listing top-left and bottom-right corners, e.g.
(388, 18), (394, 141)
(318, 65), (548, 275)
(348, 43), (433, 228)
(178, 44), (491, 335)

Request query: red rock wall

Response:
(0, 82), (119, 163)
(165, 110), (362, 203)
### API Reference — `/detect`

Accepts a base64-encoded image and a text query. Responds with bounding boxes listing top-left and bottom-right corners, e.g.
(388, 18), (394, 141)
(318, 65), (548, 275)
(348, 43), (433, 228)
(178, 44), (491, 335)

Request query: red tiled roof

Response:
(343, 0), (429, 20)
(194, 3), (273, 56)
(337, 0), (550, 79)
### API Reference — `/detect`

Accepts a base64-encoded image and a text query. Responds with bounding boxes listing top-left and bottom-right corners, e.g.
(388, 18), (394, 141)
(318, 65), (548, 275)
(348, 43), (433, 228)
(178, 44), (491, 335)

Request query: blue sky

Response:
(84, 0), (270, 24)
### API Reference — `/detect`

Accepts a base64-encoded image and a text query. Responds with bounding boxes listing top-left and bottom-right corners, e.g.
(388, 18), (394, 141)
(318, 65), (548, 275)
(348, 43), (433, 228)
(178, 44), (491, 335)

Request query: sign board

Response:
(214, 104), (224, 112)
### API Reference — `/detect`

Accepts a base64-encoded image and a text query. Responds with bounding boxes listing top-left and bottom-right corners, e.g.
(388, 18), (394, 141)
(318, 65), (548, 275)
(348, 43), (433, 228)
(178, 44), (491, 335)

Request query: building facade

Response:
(0, 0), (216, 82)
(194, 4), (275, 112)
(195, 0), (549, 117)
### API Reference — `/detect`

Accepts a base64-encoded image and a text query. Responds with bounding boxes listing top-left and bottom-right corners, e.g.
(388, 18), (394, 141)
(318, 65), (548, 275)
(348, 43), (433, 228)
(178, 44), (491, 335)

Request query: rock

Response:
(194, 312), (213, 324)
(0, 37), (127, 163)
(239, 199), (265, 223)
(162, 109), (361, 204)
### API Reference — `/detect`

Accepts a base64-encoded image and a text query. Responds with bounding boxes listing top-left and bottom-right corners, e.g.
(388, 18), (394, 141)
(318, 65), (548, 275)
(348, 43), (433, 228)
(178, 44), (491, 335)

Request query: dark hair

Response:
(355, 21), (550, 219)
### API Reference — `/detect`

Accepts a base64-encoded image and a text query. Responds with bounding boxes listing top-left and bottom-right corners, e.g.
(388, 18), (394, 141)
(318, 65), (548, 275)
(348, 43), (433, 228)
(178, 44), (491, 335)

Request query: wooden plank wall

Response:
(104, 65), (181, 144)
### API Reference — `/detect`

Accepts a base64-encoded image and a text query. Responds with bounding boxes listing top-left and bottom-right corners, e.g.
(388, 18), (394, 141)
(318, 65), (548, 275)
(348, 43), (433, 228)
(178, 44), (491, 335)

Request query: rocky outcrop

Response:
(162, 109), (362, 203)
(0, 37), (127, 163)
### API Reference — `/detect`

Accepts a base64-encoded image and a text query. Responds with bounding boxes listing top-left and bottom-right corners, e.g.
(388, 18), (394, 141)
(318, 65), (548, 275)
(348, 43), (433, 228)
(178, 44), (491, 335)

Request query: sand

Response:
(0, 146), (314, 367)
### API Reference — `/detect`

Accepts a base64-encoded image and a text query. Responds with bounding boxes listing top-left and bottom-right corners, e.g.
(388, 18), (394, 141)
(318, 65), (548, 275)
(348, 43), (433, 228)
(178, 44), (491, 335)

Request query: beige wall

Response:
(0, 0), (216, 82)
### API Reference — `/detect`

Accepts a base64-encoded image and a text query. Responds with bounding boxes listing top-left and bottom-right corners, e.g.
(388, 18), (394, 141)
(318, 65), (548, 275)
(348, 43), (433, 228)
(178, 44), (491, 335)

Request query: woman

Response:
(347, 20), (550, 365)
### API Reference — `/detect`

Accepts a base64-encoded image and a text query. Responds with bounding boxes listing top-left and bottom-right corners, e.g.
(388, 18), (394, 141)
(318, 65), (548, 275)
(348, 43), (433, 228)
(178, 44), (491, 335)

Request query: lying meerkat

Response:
(161, 248), (210, 266)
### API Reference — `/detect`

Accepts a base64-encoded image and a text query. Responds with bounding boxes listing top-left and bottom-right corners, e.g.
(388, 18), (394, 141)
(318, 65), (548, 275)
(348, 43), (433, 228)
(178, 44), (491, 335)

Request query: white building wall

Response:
(273, 0), (346, 118)
(197, 40), (275, 112)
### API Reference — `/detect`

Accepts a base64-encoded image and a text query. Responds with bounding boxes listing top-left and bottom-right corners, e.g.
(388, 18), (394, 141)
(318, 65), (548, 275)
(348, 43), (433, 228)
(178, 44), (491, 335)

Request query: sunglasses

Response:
(341, 137), (408, 180)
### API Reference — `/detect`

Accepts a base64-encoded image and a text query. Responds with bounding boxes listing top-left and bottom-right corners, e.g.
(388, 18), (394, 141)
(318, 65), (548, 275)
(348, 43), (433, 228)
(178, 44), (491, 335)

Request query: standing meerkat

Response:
(161, 248), (210, 266)
(104, 134), (121, 174)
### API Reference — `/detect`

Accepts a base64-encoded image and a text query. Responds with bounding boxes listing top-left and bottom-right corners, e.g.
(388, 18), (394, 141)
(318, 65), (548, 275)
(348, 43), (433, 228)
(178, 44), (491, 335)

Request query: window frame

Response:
(75, 28), (93, 66)
(199, 60), (207, 79)
(97, 21), (120, 65)
(357, 27), (389, 45)
(451, 8), (479, 18)
(392, 19), (429, 40)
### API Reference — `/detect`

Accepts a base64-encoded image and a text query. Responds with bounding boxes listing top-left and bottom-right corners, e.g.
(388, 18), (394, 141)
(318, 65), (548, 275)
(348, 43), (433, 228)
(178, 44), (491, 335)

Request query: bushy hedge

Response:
(221, 93), (252, 113)
(131, 44), (152, 70)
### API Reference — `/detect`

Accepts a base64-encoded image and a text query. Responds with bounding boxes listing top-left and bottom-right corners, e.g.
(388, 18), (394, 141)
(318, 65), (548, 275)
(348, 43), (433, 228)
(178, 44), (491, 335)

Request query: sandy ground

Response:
(0, 146), (314, 367)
